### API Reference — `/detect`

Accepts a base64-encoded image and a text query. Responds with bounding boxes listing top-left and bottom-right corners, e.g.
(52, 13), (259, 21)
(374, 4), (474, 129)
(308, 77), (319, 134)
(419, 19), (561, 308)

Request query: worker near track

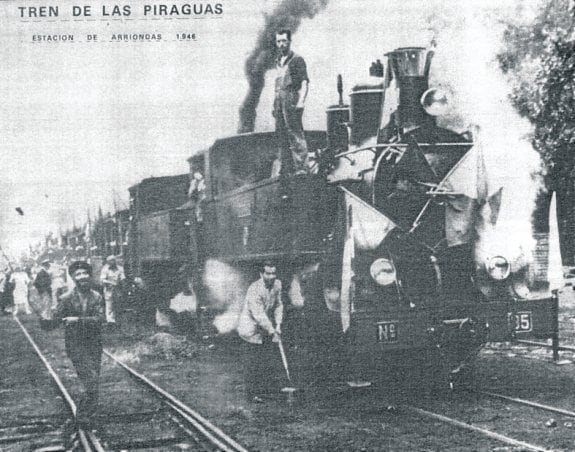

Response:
(273, 29), (310, 176)
(0, 268), (12, 315)
(100, 255), (125, 324)
(33, 259), (53, 317)
(238, 261), (284, 402)
(51, 261), (105, 423)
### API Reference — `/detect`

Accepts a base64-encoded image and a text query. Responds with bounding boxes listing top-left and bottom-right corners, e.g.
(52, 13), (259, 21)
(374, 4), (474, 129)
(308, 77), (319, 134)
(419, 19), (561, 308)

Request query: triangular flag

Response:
(339, 187), (397, 332)
(435, 140), (502, 246)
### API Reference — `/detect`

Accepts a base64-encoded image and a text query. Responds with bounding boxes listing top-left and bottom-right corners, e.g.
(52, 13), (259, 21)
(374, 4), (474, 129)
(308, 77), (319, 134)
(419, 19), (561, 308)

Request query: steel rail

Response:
(164, 402), (226, 452)
(14, 317), (105, 452)
(84, 430), (106, 452)
(516, 339), (575, 353)
(401, 405), (551, 452)
(103, 350), (249, 452)
(478, 390), (575, 419)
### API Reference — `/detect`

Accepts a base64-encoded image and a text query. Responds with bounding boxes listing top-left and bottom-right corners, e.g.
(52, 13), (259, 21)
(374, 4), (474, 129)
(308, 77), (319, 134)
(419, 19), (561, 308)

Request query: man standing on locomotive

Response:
(238, 261), (284, 402)
(51, 261), (105, 423)
(273, 29), (310, 175)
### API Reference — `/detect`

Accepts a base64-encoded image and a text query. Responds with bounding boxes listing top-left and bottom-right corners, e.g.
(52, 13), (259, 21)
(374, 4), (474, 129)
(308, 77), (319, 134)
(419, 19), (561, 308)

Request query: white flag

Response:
(339, 187), (397, 332)
(435, 141), (502, 246)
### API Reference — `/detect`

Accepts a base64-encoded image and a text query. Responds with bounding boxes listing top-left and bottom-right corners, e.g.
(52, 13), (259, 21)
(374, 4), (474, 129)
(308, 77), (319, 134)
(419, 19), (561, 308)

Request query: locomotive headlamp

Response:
(370, 258), (397, 286)
(485, 256), (511, 281)
(421, 87), (451, 117)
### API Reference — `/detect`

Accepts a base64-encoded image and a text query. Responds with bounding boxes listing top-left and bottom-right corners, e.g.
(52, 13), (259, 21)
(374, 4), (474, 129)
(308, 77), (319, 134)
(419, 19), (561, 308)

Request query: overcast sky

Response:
(0, 0), (542, 256)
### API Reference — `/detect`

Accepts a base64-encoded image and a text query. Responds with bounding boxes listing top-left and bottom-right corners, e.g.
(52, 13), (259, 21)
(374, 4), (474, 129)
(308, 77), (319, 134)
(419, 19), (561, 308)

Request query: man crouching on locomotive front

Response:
(238, 261), (284, 402)
(51, 261), (105, 424)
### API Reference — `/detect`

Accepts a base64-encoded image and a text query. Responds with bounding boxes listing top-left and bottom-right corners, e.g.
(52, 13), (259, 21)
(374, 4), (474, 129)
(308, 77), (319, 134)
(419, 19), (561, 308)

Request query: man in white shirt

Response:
(99, 255), (125, 324)
(237, 261), (284, 402)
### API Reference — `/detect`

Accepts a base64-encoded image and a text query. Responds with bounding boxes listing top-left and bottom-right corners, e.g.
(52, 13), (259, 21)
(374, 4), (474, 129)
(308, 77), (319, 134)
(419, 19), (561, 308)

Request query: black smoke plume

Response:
(237, 0), (329, 134)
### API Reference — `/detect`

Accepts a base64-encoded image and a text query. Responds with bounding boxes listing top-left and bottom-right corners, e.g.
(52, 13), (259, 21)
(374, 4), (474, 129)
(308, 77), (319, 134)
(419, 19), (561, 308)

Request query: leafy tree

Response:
(498, 0), (575, 265)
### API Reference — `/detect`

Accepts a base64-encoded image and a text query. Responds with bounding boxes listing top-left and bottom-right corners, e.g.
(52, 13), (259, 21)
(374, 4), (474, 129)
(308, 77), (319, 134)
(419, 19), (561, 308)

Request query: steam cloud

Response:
(202, 259), (248, 334)
(237, 0), (329, 133)
(426, 7), (544, 274)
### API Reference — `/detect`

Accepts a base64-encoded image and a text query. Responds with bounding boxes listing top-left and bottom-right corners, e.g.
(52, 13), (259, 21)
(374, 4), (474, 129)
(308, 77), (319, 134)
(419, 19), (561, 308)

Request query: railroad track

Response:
(14, 317), (249, 451)
(477, 389), (575, 420)
(517, 338), (575, 354)
(100, 345), (574, 451)
(14, 316), (105, 452)
(401, 405), (550, 452)
(13, 314), (575, 451)
(401, 388), (575, 452)
(102, 349), (249, 452)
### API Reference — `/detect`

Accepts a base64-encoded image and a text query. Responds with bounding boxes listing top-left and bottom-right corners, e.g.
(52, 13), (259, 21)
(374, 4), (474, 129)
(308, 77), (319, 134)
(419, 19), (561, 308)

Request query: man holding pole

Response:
(237, 261), (285, 402)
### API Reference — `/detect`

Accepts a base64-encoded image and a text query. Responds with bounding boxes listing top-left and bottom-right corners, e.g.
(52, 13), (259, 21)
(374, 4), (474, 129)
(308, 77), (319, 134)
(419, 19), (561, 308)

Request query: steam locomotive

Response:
(128, 47), (558, 386)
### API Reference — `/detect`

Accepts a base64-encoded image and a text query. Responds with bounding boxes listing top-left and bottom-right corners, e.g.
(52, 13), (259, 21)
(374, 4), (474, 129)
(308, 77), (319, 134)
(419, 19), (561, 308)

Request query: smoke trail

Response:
(237, 0), (329, 133)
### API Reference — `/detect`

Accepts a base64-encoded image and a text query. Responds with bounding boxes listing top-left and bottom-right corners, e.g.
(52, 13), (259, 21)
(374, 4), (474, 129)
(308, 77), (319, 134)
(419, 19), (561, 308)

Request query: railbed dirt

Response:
(2, 286), (575, 451)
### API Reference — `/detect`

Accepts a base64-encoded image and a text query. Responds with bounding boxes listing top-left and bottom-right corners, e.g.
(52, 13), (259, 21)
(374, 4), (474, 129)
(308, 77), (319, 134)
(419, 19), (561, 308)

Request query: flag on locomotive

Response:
(339, 188), (397, 333)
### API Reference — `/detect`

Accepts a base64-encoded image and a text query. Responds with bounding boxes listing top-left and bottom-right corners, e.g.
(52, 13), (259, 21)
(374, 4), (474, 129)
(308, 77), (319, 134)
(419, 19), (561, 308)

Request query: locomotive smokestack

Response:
(337, 74), (343, 106)
(385, 47), (435, 132)
(326, 75), (349, 151)
(237, 0), (330, 134)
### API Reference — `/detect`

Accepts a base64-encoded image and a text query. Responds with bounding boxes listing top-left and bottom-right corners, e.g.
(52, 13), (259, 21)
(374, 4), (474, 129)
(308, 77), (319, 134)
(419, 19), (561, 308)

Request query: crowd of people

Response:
(0, 255), (131, 320)
(2, 254), (204, 422)
(1, 260), (68, 317)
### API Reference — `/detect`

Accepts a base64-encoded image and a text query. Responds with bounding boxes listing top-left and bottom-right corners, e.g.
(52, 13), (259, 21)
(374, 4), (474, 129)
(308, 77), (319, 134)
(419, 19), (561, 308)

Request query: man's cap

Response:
(68, 260), (92, 277)
(41, 258), (50, 265)
(106, 255), (116, 263)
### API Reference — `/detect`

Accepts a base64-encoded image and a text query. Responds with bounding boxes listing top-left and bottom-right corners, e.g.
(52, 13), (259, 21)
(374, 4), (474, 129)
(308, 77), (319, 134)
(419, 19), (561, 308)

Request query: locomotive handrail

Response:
(417, 181), (465, 196)
(425, 190), (466, 196)
(333, 142), (474, 160)
(333, 144), (395, 160)
(209, 173), (285, 202)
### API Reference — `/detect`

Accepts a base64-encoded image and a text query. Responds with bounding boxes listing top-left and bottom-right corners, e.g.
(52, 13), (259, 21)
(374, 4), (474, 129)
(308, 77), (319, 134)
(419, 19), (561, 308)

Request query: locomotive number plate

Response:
(512, 311), (533, 332)
(377, 321), (398, 343)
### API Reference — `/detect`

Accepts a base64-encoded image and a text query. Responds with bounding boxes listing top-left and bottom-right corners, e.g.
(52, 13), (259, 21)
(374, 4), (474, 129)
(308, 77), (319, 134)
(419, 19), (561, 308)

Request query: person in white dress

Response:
(10, 267), (31, 315)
